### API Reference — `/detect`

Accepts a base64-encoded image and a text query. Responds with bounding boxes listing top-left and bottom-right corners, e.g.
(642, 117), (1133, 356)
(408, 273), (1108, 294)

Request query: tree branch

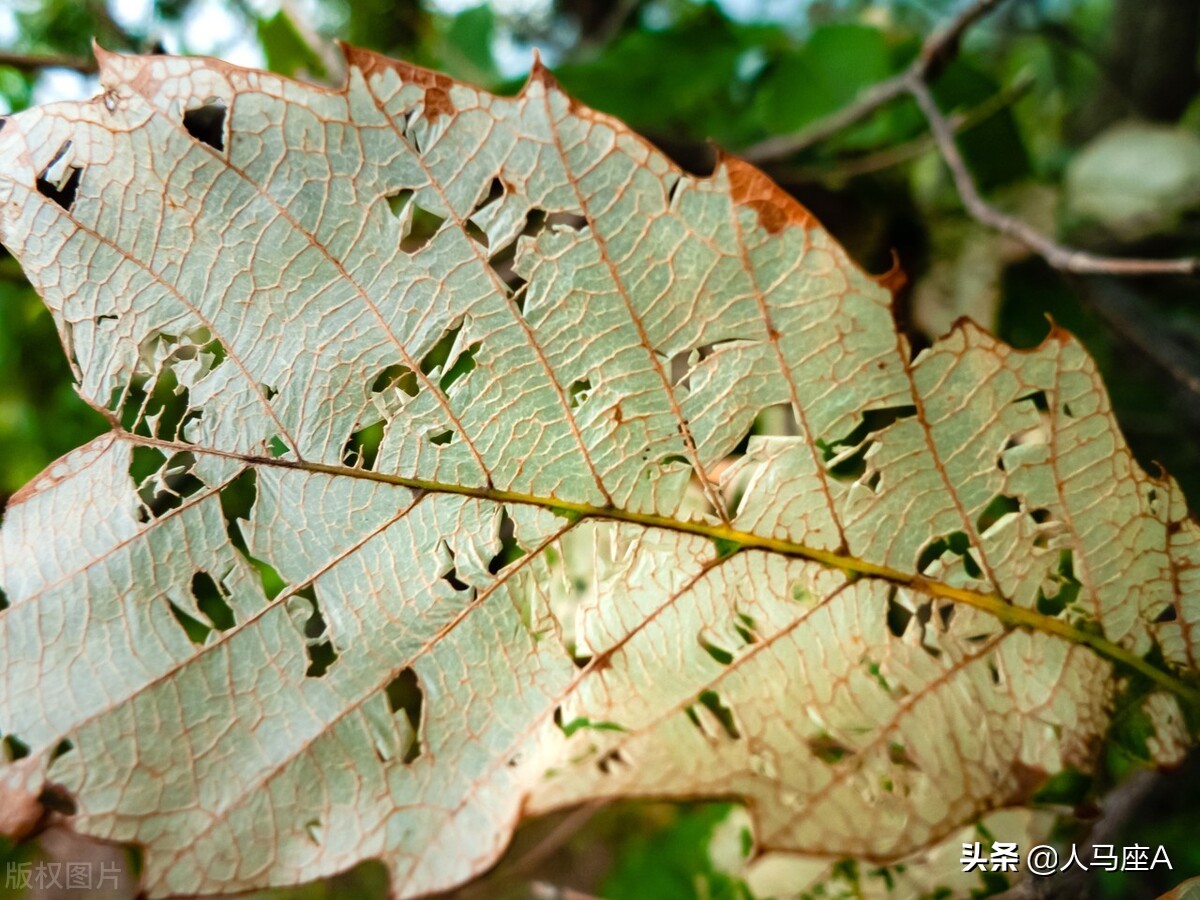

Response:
(743, 0), (1009, 163)
(908, 75), (1200, 275)
(742, 75), (909, 164)
(744, 0), (1200, 277)
(0, 51), (98, 74)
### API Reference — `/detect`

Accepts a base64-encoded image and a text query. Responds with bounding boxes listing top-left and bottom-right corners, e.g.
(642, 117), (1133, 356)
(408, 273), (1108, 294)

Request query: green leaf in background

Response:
(603, 804), (751, 900)
(257, 11), (328, 80)
(753, 23), (911, 150)
(0, 255), (107, 495)
(1064, 123), (1200, 242)
(553, 9), (782, 147)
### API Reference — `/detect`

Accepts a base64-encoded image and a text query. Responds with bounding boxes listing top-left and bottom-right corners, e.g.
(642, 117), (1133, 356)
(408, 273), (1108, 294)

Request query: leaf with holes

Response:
(0, 46), (1198, 898)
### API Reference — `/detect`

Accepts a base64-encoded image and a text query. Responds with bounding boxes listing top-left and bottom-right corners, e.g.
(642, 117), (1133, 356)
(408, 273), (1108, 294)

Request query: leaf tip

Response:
(523, 49), (560, 94)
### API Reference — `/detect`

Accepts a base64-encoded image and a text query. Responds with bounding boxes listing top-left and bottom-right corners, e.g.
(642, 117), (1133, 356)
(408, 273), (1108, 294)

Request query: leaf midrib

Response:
(125, 431), (1200, 706)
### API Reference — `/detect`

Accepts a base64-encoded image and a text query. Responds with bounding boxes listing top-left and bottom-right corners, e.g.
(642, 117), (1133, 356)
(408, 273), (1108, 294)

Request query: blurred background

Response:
(1, 0), (1199, 897)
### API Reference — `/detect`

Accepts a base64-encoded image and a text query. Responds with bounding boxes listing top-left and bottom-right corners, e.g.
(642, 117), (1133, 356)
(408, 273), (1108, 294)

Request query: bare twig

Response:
(745, 0), (1200, 277)
(908, 75), (1200, 275)
(0, 51), (98, 74)
(742, 75), (910, 163)
(743, 0), (1010, 163)
(774, 73), (1034, 182)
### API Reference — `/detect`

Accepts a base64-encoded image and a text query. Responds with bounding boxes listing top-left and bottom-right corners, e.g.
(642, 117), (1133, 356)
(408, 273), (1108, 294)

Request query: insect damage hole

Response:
(385, 667), (424, 764)
(487, 508), (526, 575)
(191, 571), (236, 632)
(36, 140), (82, 211)
(288, 586), (339, 678)
(182, 99), (227, 151)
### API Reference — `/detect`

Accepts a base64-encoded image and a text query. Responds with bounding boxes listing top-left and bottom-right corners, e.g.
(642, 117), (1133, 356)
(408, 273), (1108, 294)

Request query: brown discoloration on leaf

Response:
(874, 249), (908, 294)
(724, 155), (815, 234)
(1005, 760), (1051, 806)
(423, 86), (455, 122)
(341, 44), (455, 93)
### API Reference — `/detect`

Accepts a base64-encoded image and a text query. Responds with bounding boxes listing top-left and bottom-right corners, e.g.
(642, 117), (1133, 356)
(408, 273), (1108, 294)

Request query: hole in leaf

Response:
(464, 218), (489, 248)
(36, 142), (81, 211)
(3, 734), (30, 761)
(807, 733), (849, 764)
(885, 590), (910, 638)
(441, 547), (470, 592)
(1035, 549), (1081, 616)
(817, 405), (917, 465)
(402, 205), (446, 253)
(976, 495), (1020, 535)
(371, 363), (419, 398)
(698, 690), (740, 739)
(182, 99), (227, 151)
(666, 174), (683, 206)
(734, 611), (758, 645)
(131, 449), (206, 519)
(386, 189), (413, 217)
(699, 636), (734, 666)
(596, 748), (629, 775)
(305, 819), (323, 845)
(439, 341), (480, 393)
(290, 586), (338, 678)
(1156, 604), (1178, 623)
(477, 176), (504, 211)
(167, 599), (211, 644)
(343, 420), (386, 470)
(888, 742), (916, 768)
(191, 571), (235, 632)
(37, 164), (82, 211)
(1016, 390), (1049, 412)
(0, 585), (8, 611)
(218, 469), (257, 549)
(487, 508), (525, 575)
(429, 430), (454, 446)
(916, 531), (981, 579)
(987, 660), (1002, 684)
(568, 377), (591, 410)
(544, 211), (587, 232)
(385, 667), (424, 763)
(420, 322), (464, 378)
(49, 738), (74, 765)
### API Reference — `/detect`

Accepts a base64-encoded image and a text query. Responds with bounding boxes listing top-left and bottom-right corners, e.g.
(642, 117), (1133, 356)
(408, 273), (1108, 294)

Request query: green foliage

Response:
(0, 255), (107, 495)
(602, 804), (752, 900)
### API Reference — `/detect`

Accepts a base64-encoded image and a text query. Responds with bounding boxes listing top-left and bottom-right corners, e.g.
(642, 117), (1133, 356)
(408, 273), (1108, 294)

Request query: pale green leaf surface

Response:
(0, 47), (1197, 897)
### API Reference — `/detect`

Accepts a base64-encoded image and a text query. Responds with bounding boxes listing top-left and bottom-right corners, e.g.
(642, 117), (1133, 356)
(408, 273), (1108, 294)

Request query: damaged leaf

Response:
(0, 46), (1198, 898)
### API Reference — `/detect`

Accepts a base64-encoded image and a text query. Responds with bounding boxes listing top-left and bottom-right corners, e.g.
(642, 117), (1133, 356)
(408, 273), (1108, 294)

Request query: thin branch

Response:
(743, 0), (1010, 163)
(908, 75), (1200, 275)
(992, 769), (1162, 899)
(774, 72), (1034, 182)
(0, 51), (98, 74)
(745, 0), (1200, 276)
(742, 75), (909, 163)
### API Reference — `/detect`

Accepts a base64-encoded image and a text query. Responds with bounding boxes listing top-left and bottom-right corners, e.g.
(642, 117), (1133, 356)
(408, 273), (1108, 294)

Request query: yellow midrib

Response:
(129, 431), (1200, 706)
